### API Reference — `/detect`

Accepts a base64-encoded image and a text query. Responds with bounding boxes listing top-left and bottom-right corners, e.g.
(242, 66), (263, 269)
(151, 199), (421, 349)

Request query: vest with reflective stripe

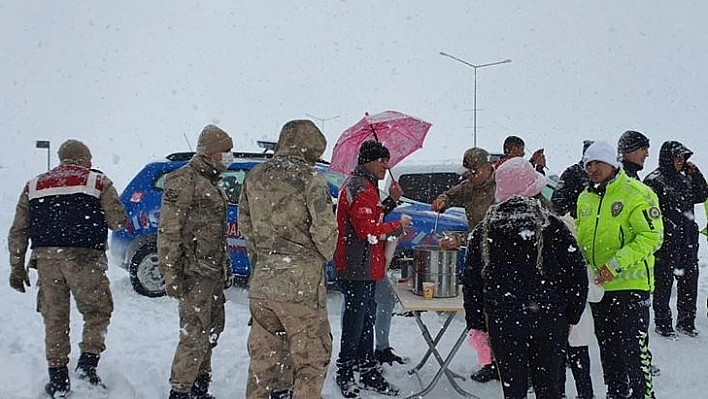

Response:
(27, 164), (108, 250)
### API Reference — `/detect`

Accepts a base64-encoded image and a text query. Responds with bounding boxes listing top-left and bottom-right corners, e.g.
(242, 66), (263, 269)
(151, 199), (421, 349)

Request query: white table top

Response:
(391, 279), (465, 313)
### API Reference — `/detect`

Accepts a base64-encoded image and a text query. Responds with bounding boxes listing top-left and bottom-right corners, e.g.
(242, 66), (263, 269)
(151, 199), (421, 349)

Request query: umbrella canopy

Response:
(329, 111), (432, 175)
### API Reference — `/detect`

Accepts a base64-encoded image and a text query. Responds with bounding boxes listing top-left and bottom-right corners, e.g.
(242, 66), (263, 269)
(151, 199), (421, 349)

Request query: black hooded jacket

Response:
(463, 196), (588, 332)
(643, 141), (708, 255)
(551, 161), (589, 218)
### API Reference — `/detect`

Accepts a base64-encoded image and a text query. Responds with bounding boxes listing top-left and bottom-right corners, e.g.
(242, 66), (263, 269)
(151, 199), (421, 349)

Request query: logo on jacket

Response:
(611, 201), (623, 217)
(648, 206), (661, 219)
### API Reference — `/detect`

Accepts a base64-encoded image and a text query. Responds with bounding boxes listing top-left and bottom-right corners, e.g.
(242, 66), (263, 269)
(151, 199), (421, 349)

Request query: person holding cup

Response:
(333, 140), (411, 397)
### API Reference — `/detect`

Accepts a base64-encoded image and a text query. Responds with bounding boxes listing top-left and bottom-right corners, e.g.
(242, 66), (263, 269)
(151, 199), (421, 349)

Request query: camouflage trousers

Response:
(246, 300), (332, 399)
(35, 247), (113, 368)
(170, 276), (225, 393)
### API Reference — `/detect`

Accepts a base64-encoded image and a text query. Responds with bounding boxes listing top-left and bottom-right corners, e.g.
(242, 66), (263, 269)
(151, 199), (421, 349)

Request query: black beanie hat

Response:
(617, 130), (650, 154)
(357, 140), (391, 165)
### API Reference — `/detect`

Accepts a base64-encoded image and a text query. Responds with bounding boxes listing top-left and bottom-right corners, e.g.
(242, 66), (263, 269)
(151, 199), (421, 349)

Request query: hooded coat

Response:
(463, 196), (588, 332)
(238, 121), (337, 309)
(158, 154), (231, 284)
(643, 141), (708, 257)
(551, 161), (589, 218)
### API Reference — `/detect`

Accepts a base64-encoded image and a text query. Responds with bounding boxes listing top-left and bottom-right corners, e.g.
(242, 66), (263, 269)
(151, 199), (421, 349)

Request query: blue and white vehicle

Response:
(110, 149), (469, 297)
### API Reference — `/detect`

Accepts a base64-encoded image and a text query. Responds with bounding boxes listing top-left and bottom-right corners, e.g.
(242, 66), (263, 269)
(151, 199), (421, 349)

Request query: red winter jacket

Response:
(334, 166), (402, 281)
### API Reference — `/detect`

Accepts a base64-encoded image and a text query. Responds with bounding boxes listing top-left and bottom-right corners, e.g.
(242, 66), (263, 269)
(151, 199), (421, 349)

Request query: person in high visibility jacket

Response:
(575, 141), (663, 399)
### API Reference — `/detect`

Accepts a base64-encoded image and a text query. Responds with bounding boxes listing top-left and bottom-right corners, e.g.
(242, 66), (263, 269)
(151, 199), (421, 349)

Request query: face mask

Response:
(219, 152), (234, 168)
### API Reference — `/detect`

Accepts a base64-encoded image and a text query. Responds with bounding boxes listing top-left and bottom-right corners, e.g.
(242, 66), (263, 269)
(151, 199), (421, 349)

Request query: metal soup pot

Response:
(410, 245), (459, 298)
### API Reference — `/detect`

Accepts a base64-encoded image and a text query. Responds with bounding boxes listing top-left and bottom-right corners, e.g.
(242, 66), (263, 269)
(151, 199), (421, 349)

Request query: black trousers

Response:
(653, 245), (699, 328)
(487, 308), (567, 399)
(559, 344), (594, 398)
(591, 291), (653, 399)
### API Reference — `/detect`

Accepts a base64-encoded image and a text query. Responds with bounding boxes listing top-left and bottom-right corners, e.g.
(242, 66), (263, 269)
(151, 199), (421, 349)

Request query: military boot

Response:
(45, 366), (70, 398)
(191, 373), (216, 399)
(76, 352), (106, 388)
(270, 388), (293, 399)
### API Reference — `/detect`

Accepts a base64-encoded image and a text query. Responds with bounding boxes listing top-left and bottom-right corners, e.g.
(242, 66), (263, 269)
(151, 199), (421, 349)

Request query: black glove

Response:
(9, 267), (30, 293)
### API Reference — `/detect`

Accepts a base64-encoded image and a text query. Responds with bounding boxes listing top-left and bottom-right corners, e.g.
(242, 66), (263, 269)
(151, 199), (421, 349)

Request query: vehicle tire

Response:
(128, 242), (166, 297)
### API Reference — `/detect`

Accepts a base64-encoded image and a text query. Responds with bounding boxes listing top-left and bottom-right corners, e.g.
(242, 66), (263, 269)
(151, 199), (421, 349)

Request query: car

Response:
(110, 146), (469, 297)
(383, 156), (559, 205)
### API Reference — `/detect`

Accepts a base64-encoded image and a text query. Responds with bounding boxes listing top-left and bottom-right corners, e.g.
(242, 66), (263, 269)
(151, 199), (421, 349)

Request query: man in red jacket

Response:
(334, 140), (411, 398)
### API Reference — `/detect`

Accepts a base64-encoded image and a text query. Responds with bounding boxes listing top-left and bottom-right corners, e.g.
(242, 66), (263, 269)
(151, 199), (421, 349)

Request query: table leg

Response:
(404, 312), (480, 399)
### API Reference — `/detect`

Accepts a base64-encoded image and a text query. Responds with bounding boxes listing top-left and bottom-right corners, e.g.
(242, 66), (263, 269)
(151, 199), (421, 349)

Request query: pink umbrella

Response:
(329, 111), (432, 175)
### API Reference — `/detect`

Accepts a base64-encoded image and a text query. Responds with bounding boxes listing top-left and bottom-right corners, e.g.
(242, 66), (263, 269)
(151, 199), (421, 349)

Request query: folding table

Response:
(391, 281), (480, 398)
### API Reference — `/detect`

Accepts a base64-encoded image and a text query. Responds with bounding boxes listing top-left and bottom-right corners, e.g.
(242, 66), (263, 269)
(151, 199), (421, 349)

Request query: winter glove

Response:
(164, 274), (184, 299)
(9, 266), (30, 293)
(594, 265), (616, 285)
(467, 329), (492, 365)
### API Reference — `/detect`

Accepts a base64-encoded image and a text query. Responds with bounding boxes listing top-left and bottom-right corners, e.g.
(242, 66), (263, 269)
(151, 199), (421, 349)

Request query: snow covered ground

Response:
(1, 184), (707, 398)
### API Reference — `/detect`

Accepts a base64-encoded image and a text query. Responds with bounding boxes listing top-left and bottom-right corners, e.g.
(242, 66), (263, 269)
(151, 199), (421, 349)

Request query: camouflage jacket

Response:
(436, 172), (496, 230)
(8, 165), (126, 270)
(157, 155), (230, 282)
(239, 122), (337, 309)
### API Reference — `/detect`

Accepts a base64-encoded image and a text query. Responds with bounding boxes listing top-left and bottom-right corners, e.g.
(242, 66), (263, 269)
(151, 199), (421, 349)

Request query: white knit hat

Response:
(583, 141), (621, 169)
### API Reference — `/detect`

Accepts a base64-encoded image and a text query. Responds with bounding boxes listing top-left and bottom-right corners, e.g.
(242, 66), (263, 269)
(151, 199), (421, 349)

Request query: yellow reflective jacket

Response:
(576, 170), (663, 292)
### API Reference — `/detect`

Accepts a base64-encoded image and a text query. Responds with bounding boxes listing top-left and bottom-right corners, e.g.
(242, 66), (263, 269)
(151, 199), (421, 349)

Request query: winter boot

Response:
(375, 347), (407, 366)
(654, 323), (678, 338)
(470, 363), (499, 382)
(359, 367), (400, 396)
(269, 388), (293, 399)
(76, 352), (106, 388)
(168, 390), (190, 399)
(45, 366), (70, 398)
(335, 367), (360, 398)
(676, 321), (699, 337)
(190, 373), (216, 399)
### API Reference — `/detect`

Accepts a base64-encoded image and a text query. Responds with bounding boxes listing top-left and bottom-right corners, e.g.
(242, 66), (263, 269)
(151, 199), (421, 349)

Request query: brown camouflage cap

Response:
(462, 147), (493, 170)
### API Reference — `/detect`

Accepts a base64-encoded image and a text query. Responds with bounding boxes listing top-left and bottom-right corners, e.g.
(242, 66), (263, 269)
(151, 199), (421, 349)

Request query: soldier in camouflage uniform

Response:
(431, 147), (496, 247)
(430, 147), (501, 383)
(239, 120), (337, 399)
(158, 125), (234, 399)
(7, 139), (127, 398)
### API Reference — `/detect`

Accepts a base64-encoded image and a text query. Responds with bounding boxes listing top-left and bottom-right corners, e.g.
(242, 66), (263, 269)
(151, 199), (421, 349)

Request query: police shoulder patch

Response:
(611, 201), (624, 217)
(648, 206), (661, 219)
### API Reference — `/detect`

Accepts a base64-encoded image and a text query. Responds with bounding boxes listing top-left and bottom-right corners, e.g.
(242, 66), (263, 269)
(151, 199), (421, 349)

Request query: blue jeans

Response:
(374, 278), (396, 350)
(336, 279), (376, 371)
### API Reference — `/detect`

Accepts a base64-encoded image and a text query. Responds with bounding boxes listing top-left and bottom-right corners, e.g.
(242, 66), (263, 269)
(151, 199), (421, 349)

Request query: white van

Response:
(384, 156), (559, 204)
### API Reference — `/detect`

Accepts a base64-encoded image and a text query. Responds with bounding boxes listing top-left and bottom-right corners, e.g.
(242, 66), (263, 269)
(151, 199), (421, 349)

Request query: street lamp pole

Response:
(439, 52), (511, 147)
(36, 140), (51, 171)
(305, 113), (340, 135)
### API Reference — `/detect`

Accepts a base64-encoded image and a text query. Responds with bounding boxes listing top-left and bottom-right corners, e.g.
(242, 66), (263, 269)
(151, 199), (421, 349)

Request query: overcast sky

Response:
(2, 0), (708, 190)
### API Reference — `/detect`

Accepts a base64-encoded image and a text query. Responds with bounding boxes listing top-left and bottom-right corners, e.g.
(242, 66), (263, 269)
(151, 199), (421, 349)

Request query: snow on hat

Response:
(617, 130), (650, 154)
(494, 157), (547, 202)
(583, 141), (621, 169)
(57, 139), (92, 162)
(462, 147), (493, 170)
(357, 140), (391, 165)
(196, 124), (233, 155)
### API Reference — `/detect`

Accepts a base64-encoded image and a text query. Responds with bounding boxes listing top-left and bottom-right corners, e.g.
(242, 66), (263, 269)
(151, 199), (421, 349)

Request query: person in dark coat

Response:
(643, 141), (708, 338)
(617, 130), (650, 180)
(551, 140), (593, 217)
(463, 157), (588, 399)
